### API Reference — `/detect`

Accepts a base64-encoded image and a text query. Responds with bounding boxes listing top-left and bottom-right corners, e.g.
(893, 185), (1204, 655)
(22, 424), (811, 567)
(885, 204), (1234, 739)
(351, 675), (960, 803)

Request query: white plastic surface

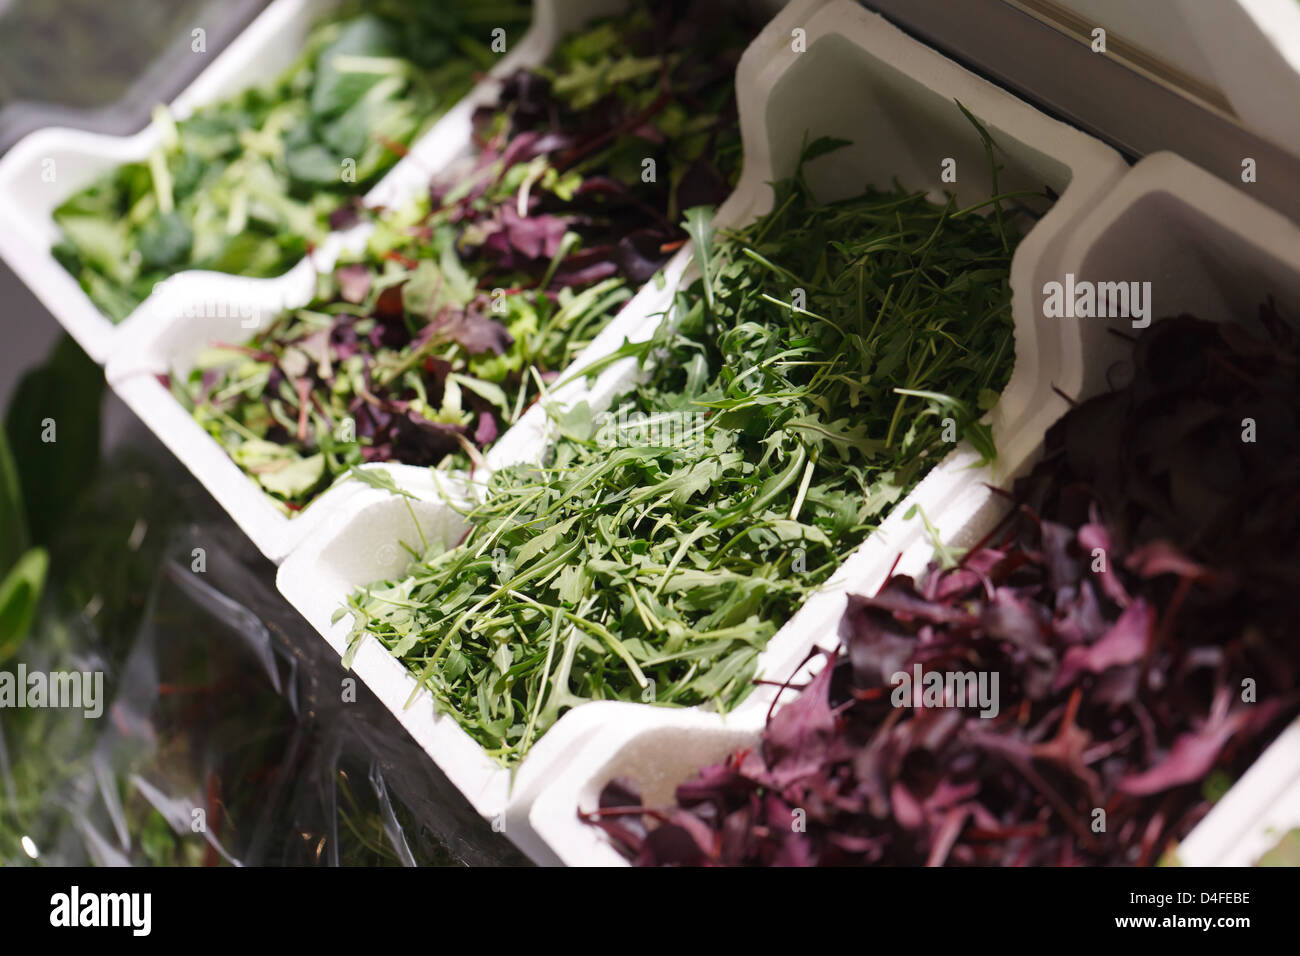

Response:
(1176, 0), (1300, 157)
(1057, 0), (1300, 157)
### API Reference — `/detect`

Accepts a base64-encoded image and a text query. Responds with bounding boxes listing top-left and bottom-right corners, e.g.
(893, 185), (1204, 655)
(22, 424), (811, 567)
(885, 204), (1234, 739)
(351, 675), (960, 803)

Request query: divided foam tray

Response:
(274, 0), (1128, 860)
(94, 0), (639, 563)
(525, 151), (1300, 866)
(1176, 0), (1300, 158)
(5, 0), (1293, 868)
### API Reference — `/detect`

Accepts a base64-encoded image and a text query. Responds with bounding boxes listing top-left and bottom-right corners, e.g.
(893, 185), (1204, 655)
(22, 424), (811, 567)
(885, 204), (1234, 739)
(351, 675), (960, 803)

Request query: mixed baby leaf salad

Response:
(175, 2), (755, 512)
(339, 133), (1036, 765)
(587, 308), (1300, 865)
(51, 0), (530, 322)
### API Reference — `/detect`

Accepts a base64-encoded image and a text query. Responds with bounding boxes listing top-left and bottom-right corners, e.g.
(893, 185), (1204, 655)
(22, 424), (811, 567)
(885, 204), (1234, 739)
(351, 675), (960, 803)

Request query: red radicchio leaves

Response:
(444, 311), (513, 356)
(335, 263), (372, 304)
(586, 308), (1300, 866)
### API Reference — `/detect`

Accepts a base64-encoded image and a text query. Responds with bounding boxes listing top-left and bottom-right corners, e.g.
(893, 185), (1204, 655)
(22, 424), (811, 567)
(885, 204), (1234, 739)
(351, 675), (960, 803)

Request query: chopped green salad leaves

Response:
(52, 0), (531, 321)
(341, 135), (1036, 764)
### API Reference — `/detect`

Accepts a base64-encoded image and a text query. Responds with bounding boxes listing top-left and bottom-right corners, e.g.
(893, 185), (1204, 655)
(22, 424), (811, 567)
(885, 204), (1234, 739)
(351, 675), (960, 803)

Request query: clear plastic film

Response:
(1, 443), (523, 867)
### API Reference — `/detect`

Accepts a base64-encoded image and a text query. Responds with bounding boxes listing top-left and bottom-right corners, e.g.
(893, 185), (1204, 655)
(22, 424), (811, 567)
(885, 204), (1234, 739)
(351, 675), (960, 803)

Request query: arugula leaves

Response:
(345, 133), (1035, 764)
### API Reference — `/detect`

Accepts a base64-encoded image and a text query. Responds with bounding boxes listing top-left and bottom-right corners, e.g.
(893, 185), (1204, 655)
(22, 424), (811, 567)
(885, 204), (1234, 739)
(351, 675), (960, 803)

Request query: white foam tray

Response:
(1177, 0), (1300, 157)
(1048, 1), (1300, 157)
(96, 0), (630, 562)
(529, 151), (1300, 866)
(98, 0), (769, 566)
(276, 0), (1127, 856)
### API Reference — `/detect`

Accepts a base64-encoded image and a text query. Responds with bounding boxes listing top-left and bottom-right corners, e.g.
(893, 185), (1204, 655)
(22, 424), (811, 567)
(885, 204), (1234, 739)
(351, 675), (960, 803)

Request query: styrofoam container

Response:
(529, 150), (1300, 866)
(1180, 720), (1300, 867)
(682, 0), (1129, 719)
(1177, 0), (1300, 157)
(1052, 150), (1300, 865)
(1051, 1), (1300, 157)
(277, 0), (1127, 855)
(98, 0), (633, 562)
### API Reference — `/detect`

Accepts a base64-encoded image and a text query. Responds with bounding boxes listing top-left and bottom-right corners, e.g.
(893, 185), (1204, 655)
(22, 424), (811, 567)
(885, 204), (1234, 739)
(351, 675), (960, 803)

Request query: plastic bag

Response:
(1, 443), (523, 866)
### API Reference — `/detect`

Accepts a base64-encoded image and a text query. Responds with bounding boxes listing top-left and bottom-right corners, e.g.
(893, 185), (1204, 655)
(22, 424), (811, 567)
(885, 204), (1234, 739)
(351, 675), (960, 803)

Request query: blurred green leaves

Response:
(0, 335), (104, 660)
(0, 423), (45, 663)
(5, 335), (102, 545)
(0, 547), (46, 663)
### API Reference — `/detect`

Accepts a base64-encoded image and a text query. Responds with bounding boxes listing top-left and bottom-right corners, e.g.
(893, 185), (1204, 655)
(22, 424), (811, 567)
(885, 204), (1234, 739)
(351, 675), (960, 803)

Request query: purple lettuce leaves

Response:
(586, 308), (1300, 866)
(182, 3), (756, 514)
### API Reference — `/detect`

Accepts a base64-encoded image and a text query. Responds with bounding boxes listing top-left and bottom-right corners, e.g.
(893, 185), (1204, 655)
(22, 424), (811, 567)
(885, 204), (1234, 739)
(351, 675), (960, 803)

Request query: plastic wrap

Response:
(1, 407), (523, 866)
